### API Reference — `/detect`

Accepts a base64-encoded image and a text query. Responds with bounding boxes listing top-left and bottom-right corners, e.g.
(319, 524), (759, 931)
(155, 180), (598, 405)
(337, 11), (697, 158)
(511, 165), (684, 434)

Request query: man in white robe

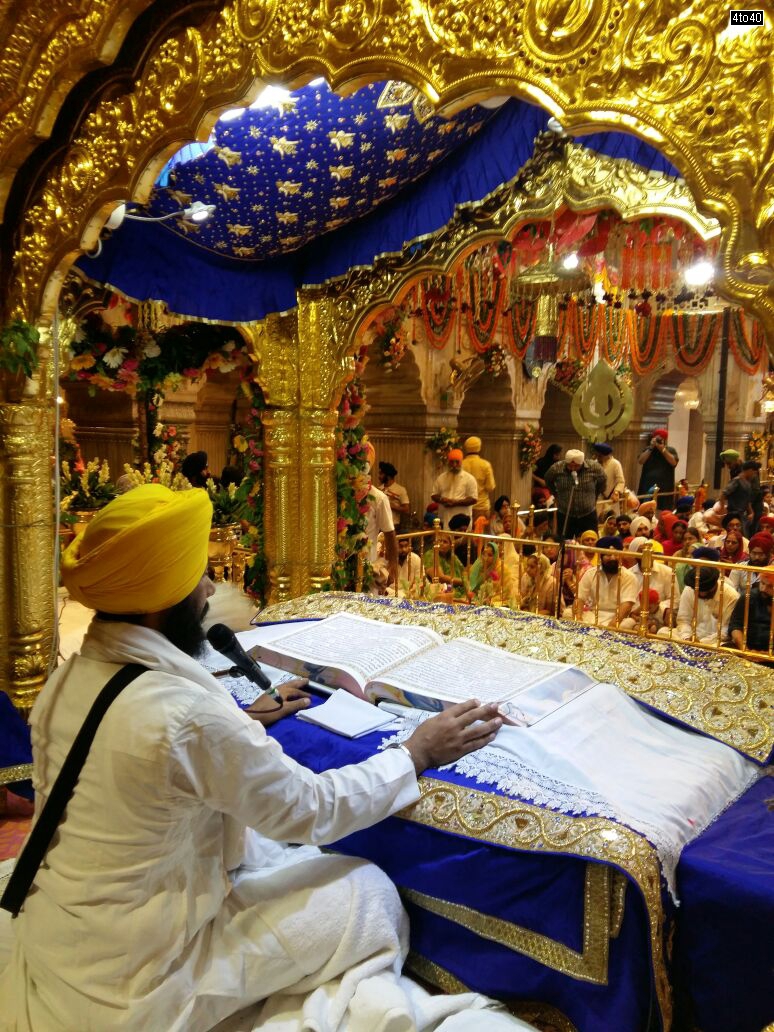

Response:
(0, 484), (504, 1032)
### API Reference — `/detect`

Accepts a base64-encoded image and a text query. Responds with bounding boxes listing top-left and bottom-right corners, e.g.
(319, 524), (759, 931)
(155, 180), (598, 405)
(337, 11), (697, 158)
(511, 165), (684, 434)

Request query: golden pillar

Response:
(0, 402), (54, 711)
(261, 407), (300, 602)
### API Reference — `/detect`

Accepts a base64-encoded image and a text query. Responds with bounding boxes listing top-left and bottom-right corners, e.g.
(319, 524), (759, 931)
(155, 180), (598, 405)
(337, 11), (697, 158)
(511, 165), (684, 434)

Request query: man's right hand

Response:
(403, 700), (503, 774)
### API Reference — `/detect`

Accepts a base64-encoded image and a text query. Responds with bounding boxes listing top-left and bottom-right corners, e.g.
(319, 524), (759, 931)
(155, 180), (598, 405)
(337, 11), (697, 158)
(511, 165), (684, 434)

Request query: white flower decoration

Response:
(103, 346), (127, 369)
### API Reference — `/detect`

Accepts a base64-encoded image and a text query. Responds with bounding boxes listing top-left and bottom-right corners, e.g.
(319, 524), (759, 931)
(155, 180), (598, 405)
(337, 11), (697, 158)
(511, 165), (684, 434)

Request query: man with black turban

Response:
(669, 546), (739, 644)
(181, 449), (211, 488)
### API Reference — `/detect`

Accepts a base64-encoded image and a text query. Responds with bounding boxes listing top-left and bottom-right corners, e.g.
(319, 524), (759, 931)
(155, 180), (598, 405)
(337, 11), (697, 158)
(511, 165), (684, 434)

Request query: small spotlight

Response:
(561, 252), (579, 270)
(185, 202), (216, 223)
(684, 260), (714, 286)
(56, 396), (65, 405)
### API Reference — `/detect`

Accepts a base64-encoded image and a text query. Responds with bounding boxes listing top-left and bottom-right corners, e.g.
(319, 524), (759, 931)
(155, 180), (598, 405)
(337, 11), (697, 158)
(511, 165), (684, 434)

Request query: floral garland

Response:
(370, 308), (409, 371)
(328, 344), (372, 592)
(232, 381), (268, 606)
(745, 430), (770, 462)
(550, 359), (585, 395)
(519, 423), (542, 474)
(482, 343), (508, 378)
(421, 275), (457, 348)
(425, 426), (460, 460)
(67, 308), (249, 397)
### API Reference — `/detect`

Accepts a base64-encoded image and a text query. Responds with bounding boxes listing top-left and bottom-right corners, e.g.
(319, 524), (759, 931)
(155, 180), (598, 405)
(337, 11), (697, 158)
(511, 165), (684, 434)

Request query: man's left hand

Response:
(246, 678), (311, 726)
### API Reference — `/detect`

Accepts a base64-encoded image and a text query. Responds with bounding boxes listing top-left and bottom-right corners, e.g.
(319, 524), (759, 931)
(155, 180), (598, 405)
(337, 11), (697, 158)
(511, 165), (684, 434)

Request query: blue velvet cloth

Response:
(0, 689), (33, 799)
(269, 702), (660, 1032)
(673, 775), (774, 1032)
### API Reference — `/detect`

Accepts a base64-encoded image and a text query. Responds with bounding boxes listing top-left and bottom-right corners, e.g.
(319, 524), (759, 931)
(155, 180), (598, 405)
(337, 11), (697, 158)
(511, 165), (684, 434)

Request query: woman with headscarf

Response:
(673, 526), (703, 591)
(654, 510), (679, 544)
(719, 528), (747, 565)
(573, 528), (599, 583)
(662, 519), (688, 557)
(519, 552), (555, 615)
(469, 540), (501, 603)
(422, 532), (467, 599)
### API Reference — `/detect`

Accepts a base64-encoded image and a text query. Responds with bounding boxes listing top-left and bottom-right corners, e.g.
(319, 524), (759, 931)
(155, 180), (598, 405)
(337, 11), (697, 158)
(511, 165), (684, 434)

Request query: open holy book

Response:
(247, 613), (598, 726)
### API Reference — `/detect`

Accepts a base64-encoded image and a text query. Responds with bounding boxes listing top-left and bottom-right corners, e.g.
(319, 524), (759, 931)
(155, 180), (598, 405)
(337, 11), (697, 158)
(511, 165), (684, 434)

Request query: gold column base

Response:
(0, 403), (54, 712)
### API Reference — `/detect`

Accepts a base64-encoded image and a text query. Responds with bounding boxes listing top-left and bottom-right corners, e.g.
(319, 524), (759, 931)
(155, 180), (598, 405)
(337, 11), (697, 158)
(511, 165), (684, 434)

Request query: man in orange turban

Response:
(431, 447), (478, 528)
(5, 484), (503, 1031)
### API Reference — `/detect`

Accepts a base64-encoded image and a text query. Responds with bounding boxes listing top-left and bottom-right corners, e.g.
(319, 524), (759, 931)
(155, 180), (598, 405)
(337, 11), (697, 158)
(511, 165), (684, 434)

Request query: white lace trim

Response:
(379, 712), (761, 902)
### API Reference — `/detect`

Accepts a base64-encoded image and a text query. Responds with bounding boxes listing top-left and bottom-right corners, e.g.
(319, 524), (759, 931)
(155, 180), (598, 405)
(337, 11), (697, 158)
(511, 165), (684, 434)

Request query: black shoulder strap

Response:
(0, 662), (147, 918)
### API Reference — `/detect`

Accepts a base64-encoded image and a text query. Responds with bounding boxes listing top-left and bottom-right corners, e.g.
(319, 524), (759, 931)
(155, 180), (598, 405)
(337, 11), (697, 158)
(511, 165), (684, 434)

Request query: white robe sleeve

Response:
(168, 691), (420, 845)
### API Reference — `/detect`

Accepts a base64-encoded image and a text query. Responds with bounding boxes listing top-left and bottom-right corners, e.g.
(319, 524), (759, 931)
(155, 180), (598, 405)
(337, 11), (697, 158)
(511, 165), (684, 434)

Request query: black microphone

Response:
(206, 623), (273, 692)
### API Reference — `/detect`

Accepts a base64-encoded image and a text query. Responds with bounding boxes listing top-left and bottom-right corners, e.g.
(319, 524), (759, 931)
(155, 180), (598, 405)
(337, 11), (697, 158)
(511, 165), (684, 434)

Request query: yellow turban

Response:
(61, 483), (213, 614)
(464, 436), (482, 453)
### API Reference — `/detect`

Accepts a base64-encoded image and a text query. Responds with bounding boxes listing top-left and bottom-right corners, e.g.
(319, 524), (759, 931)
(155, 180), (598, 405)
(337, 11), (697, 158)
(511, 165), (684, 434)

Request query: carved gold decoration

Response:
(0, 404), (54, 711)
(403, 862), (613, 984)
(570, 360), (634, 443)
(0, 763), (34, 788)
(0, 0), (155, 218)
(2, 0), (773, 348)
(256, 593), (774, 764)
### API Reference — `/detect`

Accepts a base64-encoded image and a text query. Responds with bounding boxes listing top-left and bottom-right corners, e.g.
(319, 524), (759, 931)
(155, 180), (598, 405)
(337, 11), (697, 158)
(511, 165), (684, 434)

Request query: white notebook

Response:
(296, 690), (396, 739)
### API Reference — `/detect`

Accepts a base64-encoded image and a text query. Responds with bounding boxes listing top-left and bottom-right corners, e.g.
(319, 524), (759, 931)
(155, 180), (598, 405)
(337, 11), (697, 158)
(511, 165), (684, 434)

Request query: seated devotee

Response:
(673, 526), (703, 591)
(423, 532), (467, 598)
(181, 449), (212, 488)
(620, 538), (678, 629)
(518, 552), (555, 615)
(567, 536), (638, 627)
(431, 448), (478, 529)
(727, 531), (774, 594)
(615, 512), (633, 541)
(718, 527), (748, 566)
(728, 563), (774, 656)
(462, 436), (496, 519)
(488, 494), (511, 536)
(390, 535), (425, 596)
(571, 528), (599, 583)
(1, 484), (507, 1031)
(378, 461), (410, 533)
(448, 512), (474, 568)
(661, 519), (688, 556)
(469, 540), (502, 604)
(114, 472), (136, 495)
(539, 533), (561, 564)
(598, 510), (619, 538)
(628, 513), (653, 541)
(659, 547), (739, 645)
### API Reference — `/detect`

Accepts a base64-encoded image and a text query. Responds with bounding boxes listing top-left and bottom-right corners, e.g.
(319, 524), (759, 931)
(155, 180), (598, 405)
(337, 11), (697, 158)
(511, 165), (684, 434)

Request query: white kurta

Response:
(671, 581), (740, 643)
(1, 620), (419, 1032)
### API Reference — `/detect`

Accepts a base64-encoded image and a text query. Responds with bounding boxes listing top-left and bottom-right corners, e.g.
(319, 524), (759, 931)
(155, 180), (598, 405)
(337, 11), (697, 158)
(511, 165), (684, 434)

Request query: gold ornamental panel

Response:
(1, 0), (774, 349)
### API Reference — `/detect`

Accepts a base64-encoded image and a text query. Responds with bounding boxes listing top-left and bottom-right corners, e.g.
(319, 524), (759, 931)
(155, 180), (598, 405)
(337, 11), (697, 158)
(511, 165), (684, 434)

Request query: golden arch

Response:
(2, 0), (773, 340)
(1, 1), (773, 717)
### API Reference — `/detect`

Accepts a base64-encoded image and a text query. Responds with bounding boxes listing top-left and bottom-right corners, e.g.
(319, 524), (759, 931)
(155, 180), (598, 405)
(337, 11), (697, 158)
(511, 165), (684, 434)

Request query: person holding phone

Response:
(637, 428), (679, 511)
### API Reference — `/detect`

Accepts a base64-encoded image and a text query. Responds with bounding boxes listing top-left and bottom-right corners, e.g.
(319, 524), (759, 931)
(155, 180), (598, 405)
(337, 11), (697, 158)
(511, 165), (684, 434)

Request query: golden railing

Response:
(392, 529), (774, 666)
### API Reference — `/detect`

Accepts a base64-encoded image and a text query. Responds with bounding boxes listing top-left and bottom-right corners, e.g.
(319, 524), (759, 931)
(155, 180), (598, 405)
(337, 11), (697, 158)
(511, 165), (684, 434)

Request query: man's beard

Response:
(160, 595), (210, 658)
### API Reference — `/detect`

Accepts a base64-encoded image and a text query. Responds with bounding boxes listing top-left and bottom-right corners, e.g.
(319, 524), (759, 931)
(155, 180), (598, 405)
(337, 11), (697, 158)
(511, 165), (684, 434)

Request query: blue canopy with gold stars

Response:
(79, 80), (677, 322)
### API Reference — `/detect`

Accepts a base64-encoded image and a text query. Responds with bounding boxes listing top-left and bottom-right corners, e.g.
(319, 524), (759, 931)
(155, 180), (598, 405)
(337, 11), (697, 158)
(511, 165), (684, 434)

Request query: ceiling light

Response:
(684, 260), (714, 286)
(249, 85), (292, 110)
(219, 108), (246, 122)
(122, 201), (216, 224)
(186, 201), (215, 223)
(561, 252), (579, 270)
